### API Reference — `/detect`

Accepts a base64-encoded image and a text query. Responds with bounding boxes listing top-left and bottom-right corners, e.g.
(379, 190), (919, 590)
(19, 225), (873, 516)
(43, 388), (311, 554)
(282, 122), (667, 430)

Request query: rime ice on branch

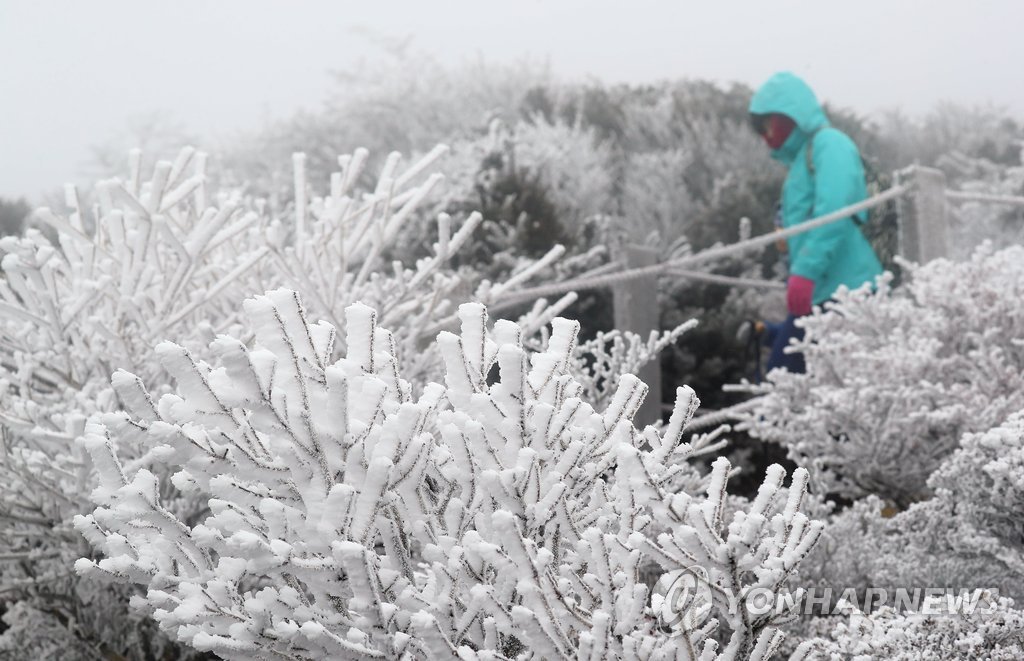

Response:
(0, 145), (575, 655)
(639, 460), (823, 660)
(0, 144), (571, 449)
(76, 291), (821, 659)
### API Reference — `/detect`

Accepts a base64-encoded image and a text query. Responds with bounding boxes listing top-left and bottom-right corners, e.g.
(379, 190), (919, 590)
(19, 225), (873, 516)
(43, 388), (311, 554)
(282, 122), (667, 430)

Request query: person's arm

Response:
(789, 131), (863, 283)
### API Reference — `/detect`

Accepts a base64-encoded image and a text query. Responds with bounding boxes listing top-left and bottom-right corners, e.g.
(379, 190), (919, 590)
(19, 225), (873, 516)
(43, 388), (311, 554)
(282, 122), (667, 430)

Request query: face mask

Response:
(762, 114), (796, 150)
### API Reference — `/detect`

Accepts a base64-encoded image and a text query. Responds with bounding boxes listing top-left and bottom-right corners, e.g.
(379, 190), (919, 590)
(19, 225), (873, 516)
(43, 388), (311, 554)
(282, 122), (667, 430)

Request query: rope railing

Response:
(418, 168), (1016, 428)
(488, 183), (911, 314)
(946, 190), (1024, 207)
(666, 268), (786, 290)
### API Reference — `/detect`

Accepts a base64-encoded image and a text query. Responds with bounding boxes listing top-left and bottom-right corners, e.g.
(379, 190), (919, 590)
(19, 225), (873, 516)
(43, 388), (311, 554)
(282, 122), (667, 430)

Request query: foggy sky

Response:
(2, 0), (1022, 199)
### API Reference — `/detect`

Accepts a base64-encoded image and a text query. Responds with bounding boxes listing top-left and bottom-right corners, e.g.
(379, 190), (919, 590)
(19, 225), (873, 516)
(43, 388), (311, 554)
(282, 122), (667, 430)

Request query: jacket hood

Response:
(749, 72), (830, 163)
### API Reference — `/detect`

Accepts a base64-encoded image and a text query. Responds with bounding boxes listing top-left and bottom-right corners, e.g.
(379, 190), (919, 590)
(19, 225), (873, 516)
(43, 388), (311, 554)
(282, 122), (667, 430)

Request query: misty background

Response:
(2, 0), (1023, 200)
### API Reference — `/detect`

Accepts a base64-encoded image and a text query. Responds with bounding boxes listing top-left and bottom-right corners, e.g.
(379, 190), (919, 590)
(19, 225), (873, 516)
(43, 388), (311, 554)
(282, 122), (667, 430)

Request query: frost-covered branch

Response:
(75, 291), (822, 659)
(640, 460), (823, 659)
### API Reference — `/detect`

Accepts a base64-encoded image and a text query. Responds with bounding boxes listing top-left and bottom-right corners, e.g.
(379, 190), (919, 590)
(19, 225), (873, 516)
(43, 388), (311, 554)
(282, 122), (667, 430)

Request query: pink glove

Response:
(787, 275), (815, 316)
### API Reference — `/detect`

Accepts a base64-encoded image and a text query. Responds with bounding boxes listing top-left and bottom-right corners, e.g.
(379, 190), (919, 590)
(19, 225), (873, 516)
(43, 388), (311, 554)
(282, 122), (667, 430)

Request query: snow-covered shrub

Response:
(790, 595), (1024, 660)
(428, 116), (623, 351)
(741, 244), (1024, 507)
(784, 409), (1024, 658)
(641, 459), (824, 659)
(776, 435), (1024, 658)
(0, 145), (573, 656)
(571, 319), (697, 413)
(511, 117), (616, 231)
(717, 162), (1024, 649)
(803, 410), (1024, 614)
(620, 149), (699, 248)
(941, 149), (1024, 260)
(0, 144), (563, 447)
(437, 116), (616, 263)
(876, 102), (1024, 171)
(222, 51), (551, 197)
(882, 411), (1024, 601)
(75, 292), (822, 659)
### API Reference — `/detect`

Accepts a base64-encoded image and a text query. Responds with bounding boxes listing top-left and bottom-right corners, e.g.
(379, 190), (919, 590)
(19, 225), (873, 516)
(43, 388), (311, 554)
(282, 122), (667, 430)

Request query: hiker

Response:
(742, 72), (883, 375)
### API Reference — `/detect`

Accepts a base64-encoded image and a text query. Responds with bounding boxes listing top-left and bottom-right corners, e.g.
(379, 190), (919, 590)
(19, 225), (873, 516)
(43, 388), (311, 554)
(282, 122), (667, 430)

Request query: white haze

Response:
(1, 0), (1022, 198)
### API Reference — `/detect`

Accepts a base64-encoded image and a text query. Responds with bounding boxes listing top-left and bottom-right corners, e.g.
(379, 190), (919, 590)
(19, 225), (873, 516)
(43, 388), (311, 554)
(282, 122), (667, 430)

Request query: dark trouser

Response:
(763, 314), (806, 374)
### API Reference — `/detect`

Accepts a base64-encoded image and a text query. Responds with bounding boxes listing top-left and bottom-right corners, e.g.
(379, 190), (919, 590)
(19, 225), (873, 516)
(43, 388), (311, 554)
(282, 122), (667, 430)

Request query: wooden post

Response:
(612, 245), (661, 427)
(897, 166), (950, 263)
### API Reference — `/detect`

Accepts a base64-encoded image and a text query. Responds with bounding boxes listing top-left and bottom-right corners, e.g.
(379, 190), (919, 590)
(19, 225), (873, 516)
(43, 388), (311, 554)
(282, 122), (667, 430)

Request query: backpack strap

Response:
(805, 126), (826, 175)
(805, 126), (869, 226)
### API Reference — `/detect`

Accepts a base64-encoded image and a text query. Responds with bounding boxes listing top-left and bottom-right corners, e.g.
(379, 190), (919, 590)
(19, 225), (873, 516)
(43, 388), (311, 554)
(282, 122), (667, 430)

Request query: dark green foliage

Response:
(448, 142), (615, 341)
(465, 154), (571, 259)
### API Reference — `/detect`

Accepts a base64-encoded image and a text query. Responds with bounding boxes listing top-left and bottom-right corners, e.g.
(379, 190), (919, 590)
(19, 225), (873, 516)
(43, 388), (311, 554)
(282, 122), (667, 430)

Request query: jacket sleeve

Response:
(789, 131), (863, 282)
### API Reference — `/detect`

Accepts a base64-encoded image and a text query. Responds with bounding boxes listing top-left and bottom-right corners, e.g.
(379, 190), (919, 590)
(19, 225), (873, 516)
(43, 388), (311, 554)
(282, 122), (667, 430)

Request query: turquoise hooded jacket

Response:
(749, 72), (882, 304)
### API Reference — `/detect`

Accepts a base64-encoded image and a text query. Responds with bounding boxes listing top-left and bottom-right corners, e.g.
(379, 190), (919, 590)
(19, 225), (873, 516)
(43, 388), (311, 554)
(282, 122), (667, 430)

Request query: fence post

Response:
(897, 166), (950, 263)
(612, 244), (661, 427)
